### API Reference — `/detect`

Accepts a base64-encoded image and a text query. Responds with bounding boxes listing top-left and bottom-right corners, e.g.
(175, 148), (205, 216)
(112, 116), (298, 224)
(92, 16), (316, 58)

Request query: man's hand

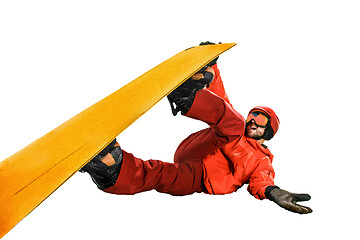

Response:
(267, 187), (313, 214)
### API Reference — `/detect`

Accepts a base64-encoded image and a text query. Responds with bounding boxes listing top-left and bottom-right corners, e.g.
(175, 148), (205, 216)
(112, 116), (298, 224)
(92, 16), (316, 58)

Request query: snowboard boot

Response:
(167, 66), (214, 115)
(80, 139), (123, 190)
(199, 41), (220, 66)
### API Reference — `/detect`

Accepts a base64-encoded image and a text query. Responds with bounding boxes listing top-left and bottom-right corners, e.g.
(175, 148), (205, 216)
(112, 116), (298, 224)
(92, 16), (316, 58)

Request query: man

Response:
(80, 43), (312, 214)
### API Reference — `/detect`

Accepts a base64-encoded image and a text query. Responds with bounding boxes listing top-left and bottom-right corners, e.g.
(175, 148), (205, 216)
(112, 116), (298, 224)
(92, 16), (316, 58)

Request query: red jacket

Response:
(200, 65), (275, 199)
(202, 137), (275, 199)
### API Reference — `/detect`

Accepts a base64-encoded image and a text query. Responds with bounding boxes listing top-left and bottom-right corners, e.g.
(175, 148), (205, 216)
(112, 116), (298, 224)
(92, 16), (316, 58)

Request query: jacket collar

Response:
(245, 137), (274, 160)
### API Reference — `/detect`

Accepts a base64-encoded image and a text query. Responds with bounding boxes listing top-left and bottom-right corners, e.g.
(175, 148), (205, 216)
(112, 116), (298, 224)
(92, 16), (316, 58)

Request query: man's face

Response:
(245, 120), (266, 139)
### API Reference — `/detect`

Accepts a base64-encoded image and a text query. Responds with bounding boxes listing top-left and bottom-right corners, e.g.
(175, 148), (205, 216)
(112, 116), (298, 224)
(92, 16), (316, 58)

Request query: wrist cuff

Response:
(265, 185), (280, 201)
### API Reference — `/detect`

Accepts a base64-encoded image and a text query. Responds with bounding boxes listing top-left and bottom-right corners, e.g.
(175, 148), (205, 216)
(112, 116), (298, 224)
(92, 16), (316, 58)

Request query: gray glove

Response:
(266, 186), (313, 214)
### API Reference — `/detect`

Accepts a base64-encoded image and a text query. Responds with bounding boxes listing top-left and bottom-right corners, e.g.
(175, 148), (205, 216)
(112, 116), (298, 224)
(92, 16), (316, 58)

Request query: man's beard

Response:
(245, 130), (264, 140)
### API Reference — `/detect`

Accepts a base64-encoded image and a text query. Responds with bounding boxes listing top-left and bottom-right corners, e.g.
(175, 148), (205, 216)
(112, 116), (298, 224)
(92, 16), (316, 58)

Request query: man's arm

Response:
(247, 157), (312, 214)
(247, 156), (276, 200)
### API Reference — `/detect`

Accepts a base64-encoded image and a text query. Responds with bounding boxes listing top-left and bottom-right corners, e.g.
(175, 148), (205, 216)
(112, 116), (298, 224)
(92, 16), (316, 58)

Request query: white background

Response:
(1, 0), (359, 239)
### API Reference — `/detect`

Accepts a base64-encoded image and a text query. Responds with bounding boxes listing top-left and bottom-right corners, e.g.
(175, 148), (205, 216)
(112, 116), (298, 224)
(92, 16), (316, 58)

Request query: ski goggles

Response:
(246, 111), (269, 127)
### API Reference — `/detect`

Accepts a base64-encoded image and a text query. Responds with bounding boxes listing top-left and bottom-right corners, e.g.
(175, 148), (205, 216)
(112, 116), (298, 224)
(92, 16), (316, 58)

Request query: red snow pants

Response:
(103, 89), (245, 196)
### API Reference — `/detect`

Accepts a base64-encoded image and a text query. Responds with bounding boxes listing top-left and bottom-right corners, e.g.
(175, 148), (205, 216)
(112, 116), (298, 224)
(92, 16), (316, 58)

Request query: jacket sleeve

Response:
(247, 157), (275, 200)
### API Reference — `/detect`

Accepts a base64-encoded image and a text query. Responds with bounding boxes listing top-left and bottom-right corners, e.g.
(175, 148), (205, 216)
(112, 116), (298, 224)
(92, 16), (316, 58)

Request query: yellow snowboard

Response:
(0, 43), (236, 238)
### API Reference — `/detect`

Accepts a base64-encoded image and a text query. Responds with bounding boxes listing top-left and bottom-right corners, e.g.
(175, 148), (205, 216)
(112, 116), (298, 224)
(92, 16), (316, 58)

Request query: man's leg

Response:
(174, 89), (245, 164)
(207, 64), (230, 104)
(103, 150), (203, 196)
(81, 139), (203, 196)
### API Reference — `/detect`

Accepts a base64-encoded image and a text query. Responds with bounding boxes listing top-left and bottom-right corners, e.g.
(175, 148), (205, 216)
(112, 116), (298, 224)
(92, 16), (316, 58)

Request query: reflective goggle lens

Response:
(246, 112), (269, 127)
